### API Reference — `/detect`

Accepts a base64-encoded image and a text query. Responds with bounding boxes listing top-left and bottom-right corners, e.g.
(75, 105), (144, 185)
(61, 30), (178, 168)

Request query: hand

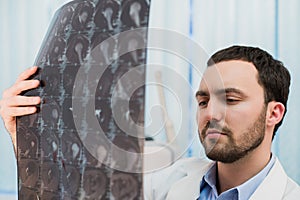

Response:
(0, 66), (41, 151)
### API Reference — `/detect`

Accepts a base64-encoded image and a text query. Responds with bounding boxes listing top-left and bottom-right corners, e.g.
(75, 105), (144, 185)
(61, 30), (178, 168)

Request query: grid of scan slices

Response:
(17, 0), (150, 199)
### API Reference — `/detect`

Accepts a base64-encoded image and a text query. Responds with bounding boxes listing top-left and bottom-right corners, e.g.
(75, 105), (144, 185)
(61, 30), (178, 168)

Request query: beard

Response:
(200, 107), (266, 163)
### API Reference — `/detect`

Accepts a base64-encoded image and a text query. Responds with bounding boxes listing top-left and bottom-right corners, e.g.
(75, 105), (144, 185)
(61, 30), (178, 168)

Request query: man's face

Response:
(196, 60), (267, 163)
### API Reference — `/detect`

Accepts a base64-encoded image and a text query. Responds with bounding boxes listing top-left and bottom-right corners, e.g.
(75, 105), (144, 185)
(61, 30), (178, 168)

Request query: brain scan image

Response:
(129, 98), (145, 126)
(62, 165), (81, 197)
(40, 191), (60, 200)
(111, 172), (139, 200)
(83, 168), (108, 199)
(71, 1), (94, 31)
(17, 110), (40, 130)
(130, 84), (145, 100)
(95, 68), (114, 98)
(18, 159), (39, 188)
(111, 135), (141, 172)
(40, 98), (60, 130)
(118, 30), (145, 64)
(19, 187), (39, 200)
(40, 130), (59, 161)
(113, 65), (145, 102)
(61, 131), (82, 164)
(62, 66), (80, 97)
(61, 97), (76, 130)
(17, 127), (39, 159)
(111, 98), (141, 136)
(40, 162), (60, 191)
(94, 99), (113, 133)
(94, 0), (120, 31)
(121, 0), (149, 28)
(66, 34), (89, 65)
(54, 4), (74, 35)
(40, 66), (61, 97)
(83, 131), (110, 168)
(91, 33), (116, 66)
(17, 0), (151, 198)
(47, 36), (66, 65)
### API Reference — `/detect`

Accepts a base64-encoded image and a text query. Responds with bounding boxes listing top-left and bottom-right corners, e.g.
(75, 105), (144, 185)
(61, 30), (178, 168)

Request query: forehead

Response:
(199, 60), (263, 95)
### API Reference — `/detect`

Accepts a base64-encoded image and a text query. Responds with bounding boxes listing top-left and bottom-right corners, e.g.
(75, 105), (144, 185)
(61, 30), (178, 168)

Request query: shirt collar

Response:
(200, 154), (276, 199)
(200, 162), (218, 196)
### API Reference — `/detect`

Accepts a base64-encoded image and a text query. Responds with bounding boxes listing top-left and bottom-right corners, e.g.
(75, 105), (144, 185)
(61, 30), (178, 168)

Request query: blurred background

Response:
(0, 0), (299, 198)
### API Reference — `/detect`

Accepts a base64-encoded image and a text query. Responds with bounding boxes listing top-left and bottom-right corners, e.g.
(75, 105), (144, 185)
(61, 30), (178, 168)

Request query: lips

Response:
(206, 129), (227, 135)
(205, 129), (227, 139)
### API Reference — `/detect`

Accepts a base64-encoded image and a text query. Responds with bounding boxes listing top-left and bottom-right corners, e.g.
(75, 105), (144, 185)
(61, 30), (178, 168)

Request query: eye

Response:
(198, 100), (208, 107)
(226, 97), (239, 104)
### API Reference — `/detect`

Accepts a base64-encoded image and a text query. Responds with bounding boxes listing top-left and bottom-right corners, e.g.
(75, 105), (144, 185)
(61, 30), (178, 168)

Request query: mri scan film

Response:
(17, 0), (150, 199)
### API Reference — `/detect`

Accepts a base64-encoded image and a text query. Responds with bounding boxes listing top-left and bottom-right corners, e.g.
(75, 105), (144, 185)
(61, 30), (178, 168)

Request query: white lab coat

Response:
(144, 157), (300, 200)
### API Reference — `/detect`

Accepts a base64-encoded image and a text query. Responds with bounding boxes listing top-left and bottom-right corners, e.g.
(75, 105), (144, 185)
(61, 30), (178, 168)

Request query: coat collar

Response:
(166, 159), (288, 200)
(166, 160), (213, 199)
(250, 159), (287, 200)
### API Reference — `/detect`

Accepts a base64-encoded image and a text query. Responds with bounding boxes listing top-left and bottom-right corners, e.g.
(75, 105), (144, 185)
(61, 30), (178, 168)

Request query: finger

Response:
(3, 80), (40, 97)
(4, 96), (41, 107)
(15, 66), (38, 83)
(3, 106), (38, 117)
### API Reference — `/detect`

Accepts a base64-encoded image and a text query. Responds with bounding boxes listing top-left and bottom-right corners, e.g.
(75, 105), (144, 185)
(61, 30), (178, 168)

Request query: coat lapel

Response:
(250, 159), (287, 200)
(166, 161), (213, 199)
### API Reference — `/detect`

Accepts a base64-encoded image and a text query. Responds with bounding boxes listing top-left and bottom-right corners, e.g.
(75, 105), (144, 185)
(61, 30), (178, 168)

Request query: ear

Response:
(266, 101), (285, 127)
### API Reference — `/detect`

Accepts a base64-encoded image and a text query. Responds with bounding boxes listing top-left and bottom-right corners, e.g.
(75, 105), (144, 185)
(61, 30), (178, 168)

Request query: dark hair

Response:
(207, 45), (291, 139)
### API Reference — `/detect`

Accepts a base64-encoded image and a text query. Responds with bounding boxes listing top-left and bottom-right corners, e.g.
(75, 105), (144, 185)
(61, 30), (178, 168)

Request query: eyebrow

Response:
(195, 88), (246, 97)
(195, 90), (208, 97)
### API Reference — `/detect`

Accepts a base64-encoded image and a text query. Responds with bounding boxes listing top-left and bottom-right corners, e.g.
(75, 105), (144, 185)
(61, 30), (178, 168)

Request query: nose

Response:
(199, 98), (224, 124)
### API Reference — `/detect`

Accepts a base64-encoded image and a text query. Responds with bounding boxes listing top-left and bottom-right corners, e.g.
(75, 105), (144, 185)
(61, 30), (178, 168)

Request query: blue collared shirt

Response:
(198, 154), (276, 200)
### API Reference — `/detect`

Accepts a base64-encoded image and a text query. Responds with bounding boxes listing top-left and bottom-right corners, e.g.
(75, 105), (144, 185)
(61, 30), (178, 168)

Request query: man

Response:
(143, 46), (300, 199)
(1, 45), (300, 199)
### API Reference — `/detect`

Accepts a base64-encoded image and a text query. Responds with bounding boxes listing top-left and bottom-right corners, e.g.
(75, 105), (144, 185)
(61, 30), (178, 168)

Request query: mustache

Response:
(201, 120), (232, 135)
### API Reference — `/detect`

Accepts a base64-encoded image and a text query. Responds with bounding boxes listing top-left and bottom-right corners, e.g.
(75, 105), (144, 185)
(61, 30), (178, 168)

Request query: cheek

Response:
(225, 106), (262, 133)
(225, 112), (245, 135)
(196, 109), (206, 131)
(196, 109), (200, 126)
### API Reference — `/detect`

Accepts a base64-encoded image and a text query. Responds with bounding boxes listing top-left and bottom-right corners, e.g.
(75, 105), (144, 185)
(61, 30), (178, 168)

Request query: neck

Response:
(216, 144), (271, 194)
